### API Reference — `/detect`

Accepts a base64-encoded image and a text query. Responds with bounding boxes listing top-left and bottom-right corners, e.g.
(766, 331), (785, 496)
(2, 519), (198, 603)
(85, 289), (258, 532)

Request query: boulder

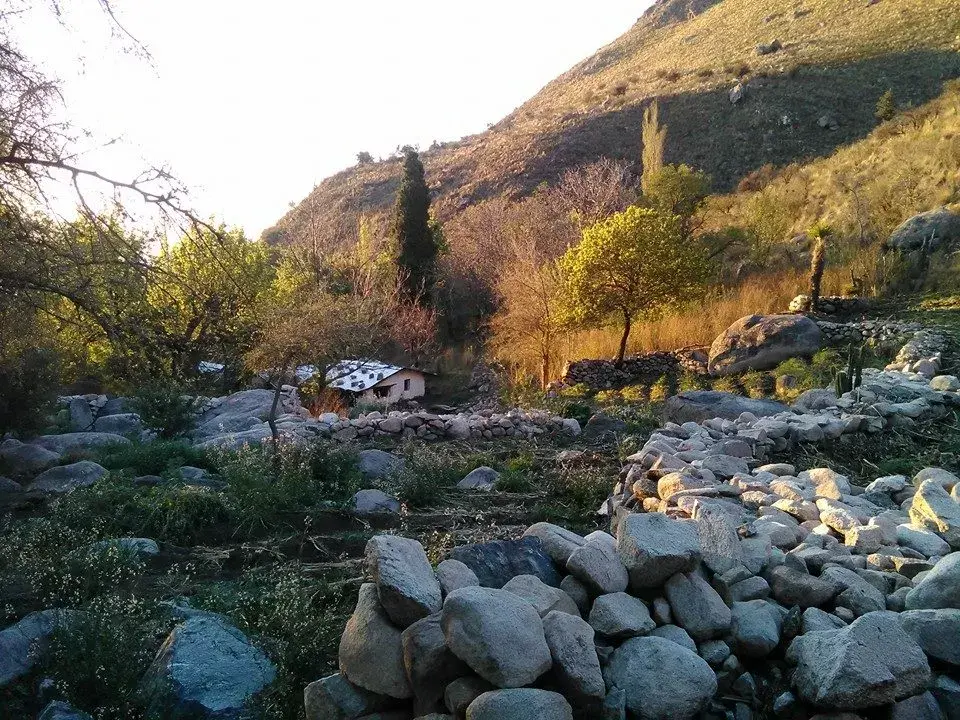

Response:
(365, 536), (442, 629)
(769, 566), (841, 608)
(338, 584), (411, 698)
(92, 413), (143, 435)
(931, 674), (960, 720)
(728, 599), (783, 658)
(33, 432), (131, 454)
(0, 609), (74, 688)
(897, 524), (950, 557)
(616, 513), (700, 590)
(28, 461), (108, 494)
(910, 480), (960, 549)
(303, 673), (395, 720)
(0, 476), (22, 493)
(694, 506), (744, 574)
(582, 413), (627, 440)
(605, 636), (717, 719)
(451, 537), (560, 589)
(400, 613), (470, 707)
(351, 489), (401, 516)
(899, 609), (960, 665)
(905, 553), (960, 610)
(801, 607), (847, 634)
(141, 612), (277, 718)
(787, 611), (930, 709)
(0, 439), (60, 478)
(793, 389), (839, 412)
(87, 537), (160, 557)
(444, 676), (494, 717)
(886, 208), (960, 253)
(457, 466), (500, 491)
(440, 586), (551, 688)
(588, 592), (655, 640)
(914, 467), (960, 490)
(502, 574), (579, 617)
(565, 536), (628, 595)
(663, 391), (790, 423)
(67, 397), (94, 431)
(821, 565), (885, 616)
(465, 689), (573, 720)
(708, 314), (822, 376)
(663, 572), (731, 641)
(357, 449), (405, 481)
(889, 691), (943, 720)
(542, 611), (605, 707)
(435, 560), (479, 596)
(650, 624), (697, 652)
(522, 523), (586, 567)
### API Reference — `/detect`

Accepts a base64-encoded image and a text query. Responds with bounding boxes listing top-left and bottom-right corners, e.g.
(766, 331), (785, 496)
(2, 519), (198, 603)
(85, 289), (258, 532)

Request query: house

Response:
(324, 360), (429, 404)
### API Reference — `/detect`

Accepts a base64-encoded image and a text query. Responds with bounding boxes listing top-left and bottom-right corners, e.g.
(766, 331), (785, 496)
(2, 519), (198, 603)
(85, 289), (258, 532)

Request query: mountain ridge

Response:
(267, 0), (960, 246)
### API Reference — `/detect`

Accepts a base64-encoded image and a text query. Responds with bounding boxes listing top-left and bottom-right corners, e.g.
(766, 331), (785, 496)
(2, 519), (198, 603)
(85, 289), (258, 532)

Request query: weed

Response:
(94, 440), (211, 477)
(648, 375), (671, 402)
(381, 443), (473, 508)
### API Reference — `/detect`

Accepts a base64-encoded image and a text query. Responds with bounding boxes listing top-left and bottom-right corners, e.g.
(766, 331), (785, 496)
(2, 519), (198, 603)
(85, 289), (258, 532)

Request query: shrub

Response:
(594, 389), (622, 405)
(131, 382), (204, 439)
(620, 384), (649, 403)
(678, 372), (710, 392)
(560, 401), (592, 427)
(648, 375), (671, 402)
(0, 347), (60, 437)
(711, 376), (742, 394)
(875, 89), (897, 123)
(381, 443), (471, 508)
(558, 383), (591, 399)
(44, 596), (170, 720)
(94, 440), (210, 477)
(540, 465), (611, 532)
(498, 452), (536, 493)
(741, 370), (772, 399)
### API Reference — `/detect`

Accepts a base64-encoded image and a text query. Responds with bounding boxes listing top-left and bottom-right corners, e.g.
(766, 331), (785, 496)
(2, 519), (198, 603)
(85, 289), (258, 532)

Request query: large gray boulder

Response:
(786, 611), (930, 709)
(542, 610), (605, 708)
(905, 552), (960, 610)
(502, 574), (579, 617)
(357, 449), (404, 481)
(708, 314), (823, 376)
(0, 610), (74, 688)
(350, 489), (401, 516)
(616, 513), (700, 590)
(728, 599), (783, 658)
(400, 613), (470, 707)
(466, 689), (573, 720)
(457, 466), (500, 491)
(887, 207), (960, 253)
(27, 461), (108, 494)
(141, 612), (276, 718)
(565, 535), (628, 594)
(33, 432), (131, 454)
(435, 559), (479, 596)
(522, 523), (586, 567)
(910, 480), (960, 549)
(365, 535), (442, 628)
(588, 592), (655, 640)
(338, 584), (411, 699)
(0, 439), (60, 478)
(663, 572), (731, 641)
(67, 397), (94, 431)
(303, 673), (395, 720)
(92, 413), (144, 436)
(899, 609), (960, 665)
(441, 586), (551, 688)
(663, 391), (790, 424)
(605, 635), (717, 719)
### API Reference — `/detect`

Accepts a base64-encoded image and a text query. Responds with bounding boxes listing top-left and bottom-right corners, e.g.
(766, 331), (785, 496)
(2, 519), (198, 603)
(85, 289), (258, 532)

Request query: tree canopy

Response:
(557, 205), (708, 365)
(392, 148), (439, 302)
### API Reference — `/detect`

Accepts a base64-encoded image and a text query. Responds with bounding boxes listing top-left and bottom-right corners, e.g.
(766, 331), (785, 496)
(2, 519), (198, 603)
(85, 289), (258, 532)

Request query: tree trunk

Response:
(268, 354), (293, 479)
(616, 312), (632, 367)
(540, 351), (550, 391)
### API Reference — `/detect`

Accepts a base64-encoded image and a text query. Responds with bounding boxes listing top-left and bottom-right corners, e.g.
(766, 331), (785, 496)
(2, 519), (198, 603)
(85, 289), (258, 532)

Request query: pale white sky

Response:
(17, 1), (649, 236)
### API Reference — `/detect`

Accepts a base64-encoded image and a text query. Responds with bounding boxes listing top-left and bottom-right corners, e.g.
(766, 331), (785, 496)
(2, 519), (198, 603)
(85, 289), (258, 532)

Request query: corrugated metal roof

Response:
(324, 360), (406, 392)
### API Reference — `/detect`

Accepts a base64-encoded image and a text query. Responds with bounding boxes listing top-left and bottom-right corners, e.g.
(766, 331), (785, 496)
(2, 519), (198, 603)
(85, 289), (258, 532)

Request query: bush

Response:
(497, 452), (536, 493)
(711, 376), (742, 394)
(594, 390), (622, 405)
(540, 465), (611, 532)
(382, 443), (473, 508)
(678, 371), (710, 392)
(93, 440), (210, 477)
(875, 89), (897, 123)
(560, 401), (592, 427)
(620, 384), (649, 403)
(44, 596), (170, 720)
(0, 347), (59, 436)
(741, 370), (772, 399)
(648, 375), (671, 402)
(131, 382), (204, 439)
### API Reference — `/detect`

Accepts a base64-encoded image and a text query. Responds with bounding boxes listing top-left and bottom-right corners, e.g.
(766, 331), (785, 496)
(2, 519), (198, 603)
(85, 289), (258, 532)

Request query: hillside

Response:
(268, 0), (960, 245)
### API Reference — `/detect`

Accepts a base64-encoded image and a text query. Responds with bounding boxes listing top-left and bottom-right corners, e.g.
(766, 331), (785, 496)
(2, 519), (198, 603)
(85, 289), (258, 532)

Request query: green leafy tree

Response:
(875, 89), (897, 123)
(642, 164), (711, 231)
(558, 206), (708, 365)
(392, 148), (439, 302)
(640, 101), (667, 193)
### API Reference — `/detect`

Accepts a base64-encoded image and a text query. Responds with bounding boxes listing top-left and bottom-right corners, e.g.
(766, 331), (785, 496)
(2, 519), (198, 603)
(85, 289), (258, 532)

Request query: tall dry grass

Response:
(562, 265), (850, 362)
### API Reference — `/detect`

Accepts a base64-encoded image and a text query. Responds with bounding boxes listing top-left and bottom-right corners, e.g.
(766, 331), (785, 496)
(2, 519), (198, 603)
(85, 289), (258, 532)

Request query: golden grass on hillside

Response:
(562, 265), (849, 362)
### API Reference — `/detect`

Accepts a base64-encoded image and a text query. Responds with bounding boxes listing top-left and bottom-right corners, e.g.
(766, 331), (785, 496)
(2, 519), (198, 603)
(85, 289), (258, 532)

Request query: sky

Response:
(15, 1), (650, 236)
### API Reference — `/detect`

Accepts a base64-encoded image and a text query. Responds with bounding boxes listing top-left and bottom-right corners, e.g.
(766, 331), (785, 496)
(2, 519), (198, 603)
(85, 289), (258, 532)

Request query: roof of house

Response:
(322, 360), (424, 393)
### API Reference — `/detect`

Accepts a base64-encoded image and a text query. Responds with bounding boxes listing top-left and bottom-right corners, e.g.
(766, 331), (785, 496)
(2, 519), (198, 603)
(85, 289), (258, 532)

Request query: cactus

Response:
(835, 344), (864, 396)
(807, 234), (826, 312)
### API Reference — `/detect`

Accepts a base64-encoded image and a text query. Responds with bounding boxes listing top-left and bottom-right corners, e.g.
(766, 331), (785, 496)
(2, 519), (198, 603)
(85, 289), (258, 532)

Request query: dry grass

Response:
(562, 265), (849, 361)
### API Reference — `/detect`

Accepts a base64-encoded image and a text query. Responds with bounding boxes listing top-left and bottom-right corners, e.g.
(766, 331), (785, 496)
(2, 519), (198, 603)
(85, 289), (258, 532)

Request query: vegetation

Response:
(392, 148), (440, 303)
(131, 382), (205, 440)
(558, 206), (708, 365)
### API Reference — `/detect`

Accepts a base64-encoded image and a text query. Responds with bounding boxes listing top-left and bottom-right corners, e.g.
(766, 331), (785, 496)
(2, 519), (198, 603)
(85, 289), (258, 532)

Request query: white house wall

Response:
(359, 369), (426, 403)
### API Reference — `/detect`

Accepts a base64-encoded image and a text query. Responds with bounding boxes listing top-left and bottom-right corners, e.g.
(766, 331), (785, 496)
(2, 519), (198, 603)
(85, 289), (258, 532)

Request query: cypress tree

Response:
(392, 147), (436, 302)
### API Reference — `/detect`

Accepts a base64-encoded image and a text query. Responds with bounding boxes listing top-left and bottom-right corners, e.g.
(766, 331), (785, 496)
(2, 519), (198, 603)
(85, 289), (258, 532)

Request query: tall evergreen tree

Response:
(392, 148), (437, 302)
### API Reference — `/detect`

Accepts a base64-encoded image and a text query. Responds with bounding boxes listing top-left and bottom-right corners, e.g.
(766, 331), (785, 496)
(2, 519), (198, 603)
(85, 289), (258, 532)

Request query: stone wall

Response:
(788, 295), (873, 315)
(559, 347), (709, 390)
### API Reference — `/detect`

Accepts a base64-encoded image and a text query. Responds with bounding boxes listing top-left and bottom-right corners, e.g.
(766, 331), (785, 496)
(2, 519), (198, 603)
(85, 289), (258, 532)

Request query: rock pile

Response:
(787, 295), (872, 316)
(308, 498), (960, 719)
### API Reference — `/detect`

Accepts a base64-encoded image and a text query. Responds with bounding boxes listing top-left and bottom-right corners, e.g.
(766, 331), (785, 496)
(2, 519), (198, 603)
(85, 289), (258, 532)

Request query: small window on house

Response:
(403, 379), (411, 391)
(373, 386), (391, 399)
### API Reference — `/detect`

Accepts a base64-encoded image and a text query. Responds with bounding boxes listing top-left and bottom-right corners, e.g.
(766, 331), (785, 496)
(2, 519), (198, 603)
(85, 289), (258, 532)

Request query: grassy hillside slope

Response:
(270, 0), (960, 244)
